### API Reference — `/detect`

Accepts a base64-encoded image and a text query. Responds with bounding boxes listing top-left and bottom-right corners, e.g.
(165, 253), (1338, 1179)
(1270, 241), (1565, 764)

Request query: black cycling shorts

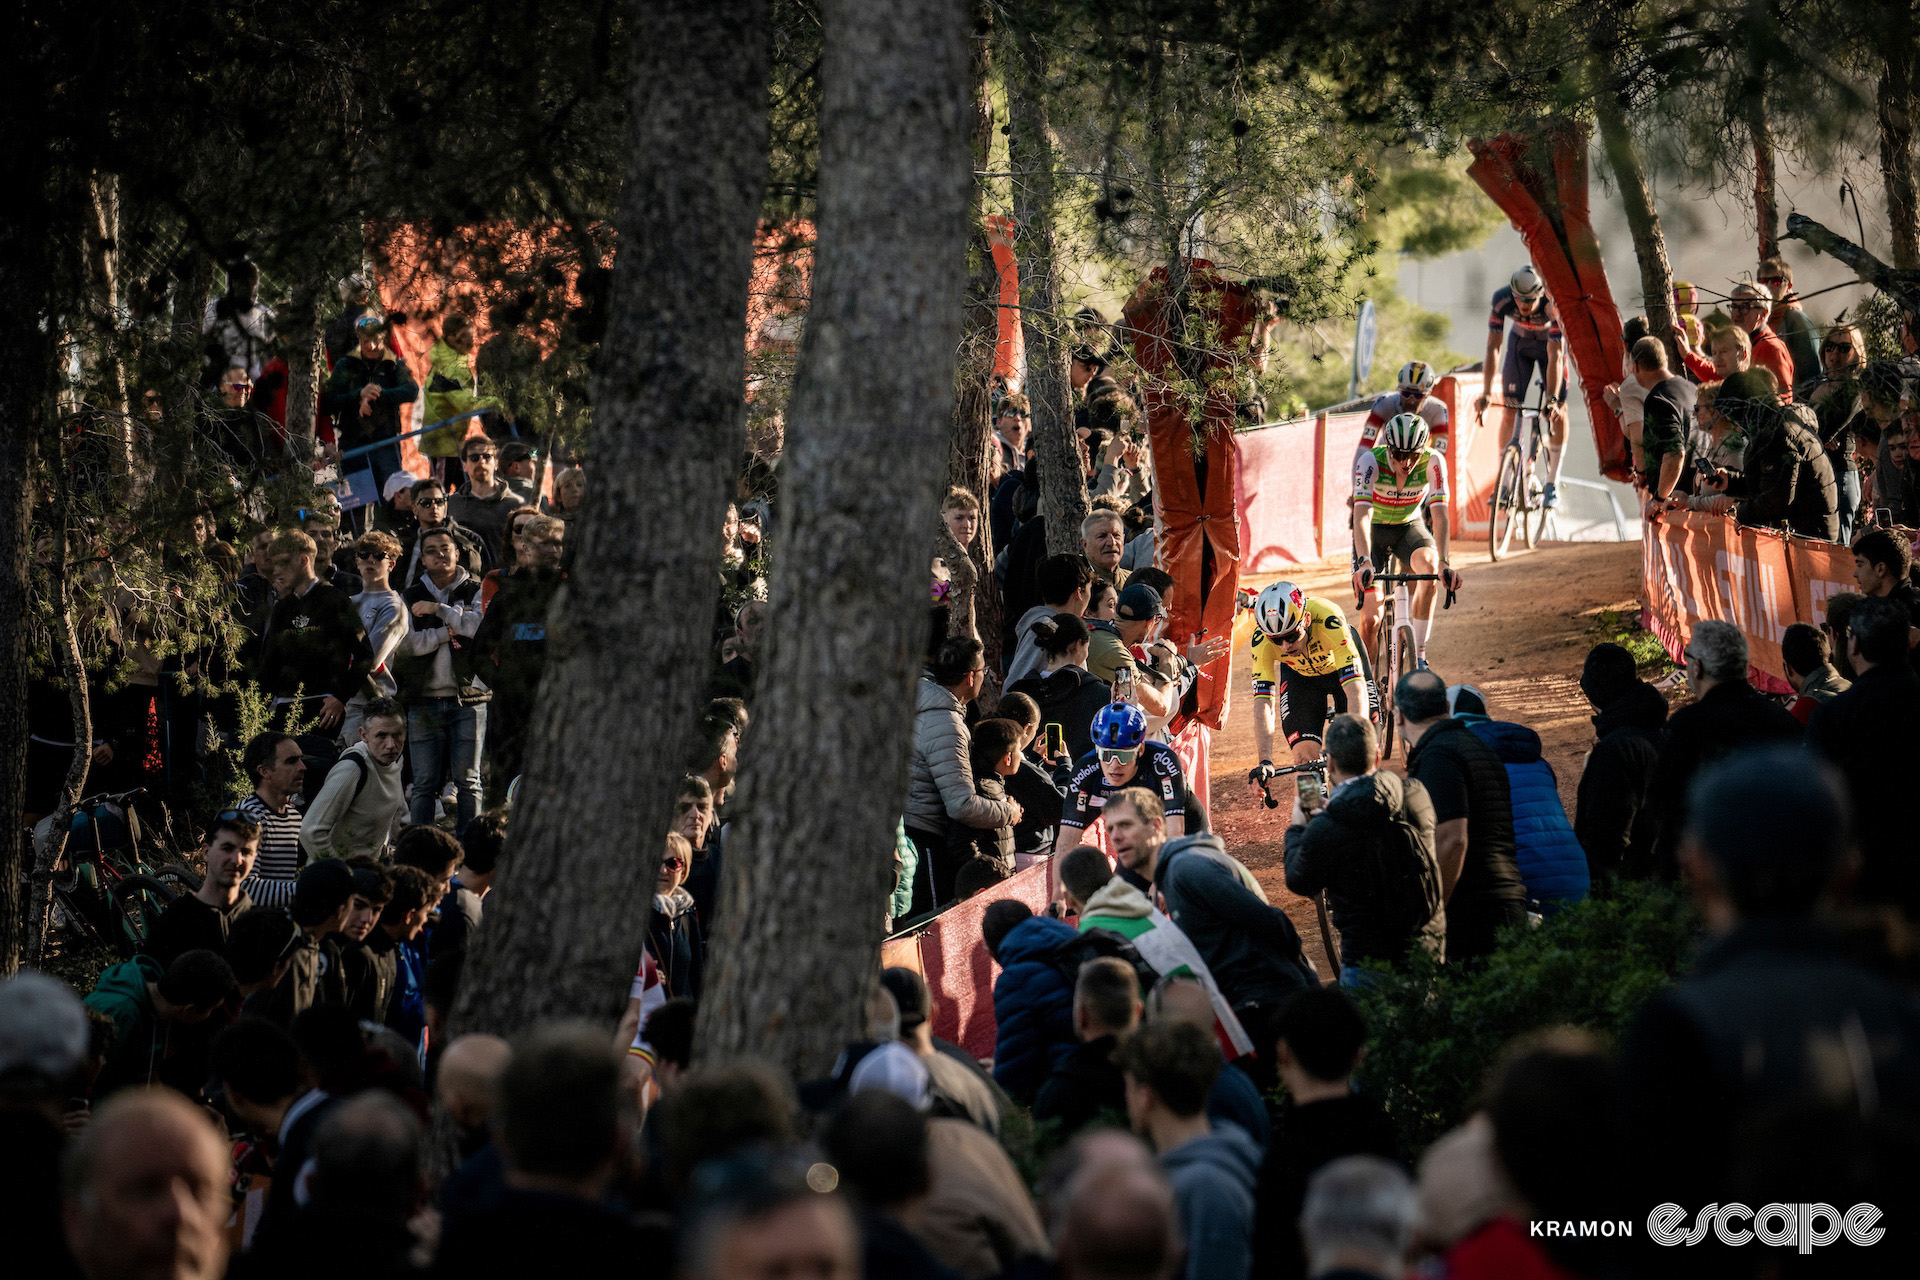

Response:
(1501, 339), (1567, 405)
(1278, 667), (1355, 747)
(1368, 518), (1436, 575)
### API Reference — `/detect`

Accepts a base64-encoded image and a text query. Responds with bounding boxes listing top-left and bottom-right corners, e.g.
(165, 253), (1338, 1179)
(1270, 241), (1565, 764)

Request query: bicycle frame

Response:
(1258, 759), (1343, 977)
(1368, 572), (1453, 759)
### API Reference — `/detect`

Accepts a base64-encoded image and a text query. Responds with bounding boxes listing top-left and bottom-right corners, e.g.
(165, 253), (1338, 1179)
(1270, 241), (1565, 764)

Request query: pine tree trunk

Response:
(0, 162), (53, 976)
(1005, 26), (1088, 557)
(1879, 40), (1920, 270)
(945, 19), (1002, 679)
(450, 0), (770, 1037)
(1594, 88), (1679, 369)
(1749, 101), (1779, 262)
(26, 491), (93, 966)
(694, 0), (972, 1079)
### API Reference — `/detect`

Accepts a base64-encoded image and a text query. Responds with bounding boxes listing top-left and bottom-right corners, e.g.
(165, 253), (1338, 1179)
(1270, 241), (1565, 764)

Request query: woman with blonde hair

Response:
(1810, 321), (1868, 539)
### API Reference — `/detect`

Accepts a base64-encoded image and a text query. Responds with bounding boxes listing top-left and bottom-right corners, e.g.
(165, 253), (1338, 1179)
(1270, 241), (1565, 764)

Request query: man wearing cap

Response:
(1088, 582), (1224, 727)
(498, 440), (541, 503)
(322, 313), (420, 493)
(878, 966), (1006, 1134)
(1677, 283), (1796, 401)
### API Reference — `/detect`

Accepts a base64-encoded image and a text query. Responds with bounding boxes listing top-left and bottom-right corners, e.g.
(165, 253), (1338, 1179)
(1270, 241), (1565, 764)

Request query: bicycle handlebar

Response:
(1257, 760), (1330, 809)
(1369, 572), (1456, 609)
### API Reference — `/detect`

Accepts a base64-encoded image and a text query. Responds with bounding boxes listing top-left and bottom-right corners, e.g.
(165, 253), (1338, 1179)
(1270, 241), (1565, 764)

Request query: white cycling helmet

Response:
(1510, 265), (1545, 301)
(1397, 360), (1437, 394)
(1254, 581), (1309, 642)
(1382, 411), (1430, 454)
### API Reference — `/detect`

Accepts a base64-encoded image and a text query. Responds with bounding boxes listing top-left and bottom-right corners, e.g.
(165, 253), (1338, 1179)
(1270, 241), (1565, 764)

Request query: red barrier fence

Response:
(1234, 375), (1504, 572)
(1640, 510), (1862, 695)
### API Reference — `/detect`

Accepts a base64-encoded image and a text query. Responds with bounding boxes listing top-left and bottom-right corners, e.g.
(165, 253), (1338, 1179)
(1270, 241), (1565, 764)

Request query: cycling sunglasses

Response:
(1097, 746), (1139, 766)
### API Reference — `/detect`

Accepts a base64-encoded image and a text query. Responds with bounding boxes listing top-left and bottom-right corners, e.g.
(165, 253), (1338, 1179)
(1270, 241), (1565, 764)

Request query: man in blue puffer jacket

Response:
(983, 899), (1080, 1102)
(1448, 685), (1588, 912)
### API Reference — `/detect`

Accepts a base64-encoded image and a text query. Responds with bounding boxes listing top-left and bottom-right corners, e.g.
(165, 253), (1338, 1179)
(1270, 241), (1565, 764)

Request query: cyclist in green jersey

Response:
(1351, 412), (1463, 664)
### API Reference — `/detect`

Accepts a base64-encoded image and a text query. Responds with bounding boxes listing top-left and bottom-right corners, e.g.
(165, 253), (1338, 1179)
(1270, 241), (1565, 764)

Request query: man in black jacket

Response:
(1284, 714), (1444, 977)
(1032, 957), (1140, 1137)
(1712, 370), (1839, 540)
(143, 812), (259, 967)
(245, 529), (376, 733)
(1617, 747), (1920, 1218)
(1647, 620), (1800, 882)
(1807, 597), (1920, 917)
(471, 516), (564, 800)
(1572, 643), (1670, 883)
(1397, 671), (1527, 962)
(321, 314), (418, 494)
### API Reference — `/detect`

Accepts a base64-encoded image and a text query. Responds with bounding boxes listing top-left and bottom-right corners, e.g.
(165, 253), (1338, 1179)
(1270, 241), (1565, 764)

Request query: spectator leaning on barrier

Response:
(1807, 596), (1920, 918)
(1706, 368), (1838, 541)
(1849, 527), (1920, 652)
(1618, 747), (1920, 1214)
(1283, 713), (1445, 982)
(1781, 621), (1850, 725)
(907, 637), (1022, 913)
(1574, 643), (1670, 885)
(1448, 685), (1589, 914)
(1646, 620), (1801, 883)
(1396, 671), (1528, 962)
(1628, 336), (1696, 506)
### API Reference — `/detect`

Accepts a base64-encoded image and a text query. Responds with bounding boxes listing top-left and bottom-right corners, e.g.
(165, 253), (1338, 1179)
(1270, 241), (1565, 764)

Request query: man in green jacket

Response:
(85, 949), (236, 1096)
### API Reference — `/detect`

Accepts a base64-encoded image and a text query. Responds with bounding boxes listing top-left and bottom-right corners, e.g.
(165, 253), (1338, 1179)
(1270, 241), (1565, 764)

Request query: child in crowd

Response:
(998, 691), (1067, 863)
(963, 718), (1025, 877)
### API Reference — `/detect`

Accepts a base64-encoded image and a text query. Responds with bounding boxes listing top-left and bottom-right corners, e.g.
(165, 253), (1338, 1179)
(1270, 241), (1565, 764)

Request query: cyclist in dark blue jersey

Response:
(1476, 265), (1571, 508)
(1053, 703), (1190, 851)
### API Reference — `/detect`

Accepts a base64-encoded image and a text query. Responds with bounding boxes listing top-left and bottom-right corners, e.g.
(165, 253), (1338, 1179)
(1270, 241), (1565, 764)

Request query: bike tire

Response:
(1397, 624), (1420, 682)
(1371, 609), (1398, 759)
(1490, 445), (1524, 560)
(1353, 626), (1387, 749)
(1526, 467), (1547, 549)
(154, 863), (204, 893)
(50, 885), (109, 951)
(107, 874), (179, 958)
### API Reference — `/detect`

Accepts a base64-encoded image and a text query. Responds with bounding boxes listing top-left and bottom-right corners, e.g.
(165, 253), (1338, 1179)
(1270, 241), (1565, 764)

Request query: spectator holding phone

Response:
(1007, 613), (1112, 765)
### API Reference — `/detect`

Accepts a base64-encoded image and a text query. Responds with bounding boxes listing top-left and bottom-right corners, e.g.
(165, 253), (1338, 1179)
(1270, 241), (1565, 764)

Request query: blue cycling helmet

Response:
(1090, 702), (1148, 751)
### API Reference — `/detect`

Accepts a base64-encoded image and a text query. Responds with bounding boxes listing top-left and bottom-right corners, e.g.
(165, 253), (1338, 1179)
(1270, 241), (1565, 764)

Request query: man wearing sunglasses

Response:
(398, 478), (488, 588)
(1679, 283), (1796, 404)
(1351, 413), (1461, 666)
(1358, 360), (1449, 468)
(1758, 256), (1820, 396)
(143, 811), (262, 967)
(1054, 702), (1190, 853)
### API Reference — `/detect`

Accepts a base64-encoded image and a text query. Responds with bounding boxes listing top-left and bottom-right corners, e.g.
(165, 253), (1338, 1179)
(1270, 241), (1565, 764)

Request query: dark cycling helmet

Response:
(1091, 702), (1148, 751)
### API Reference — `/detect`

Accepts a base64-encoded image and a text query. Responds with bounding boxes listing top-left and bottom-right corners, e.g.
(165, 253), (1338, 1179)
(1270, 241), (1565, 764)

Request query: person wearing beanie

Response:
(1448, 685), (1588, 913)
(1572, 643), (1669, 883)
(260, 859), (356, 1026)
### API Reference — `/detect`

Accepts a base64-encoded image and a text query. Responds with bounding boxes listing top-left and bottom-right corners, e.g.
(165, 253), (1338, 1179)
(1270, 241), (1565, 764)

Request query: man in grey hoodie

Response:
(1117, 1020), (1260, 1280)
(300, 699), (408, 861)
(1005, 554), (1095, 687)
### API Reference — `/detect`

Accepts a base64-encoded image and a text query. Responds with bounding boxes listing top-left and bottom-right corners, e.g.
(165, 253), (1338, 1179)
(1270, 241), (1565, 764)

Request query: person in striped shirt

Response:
(238, 732), (306, 909)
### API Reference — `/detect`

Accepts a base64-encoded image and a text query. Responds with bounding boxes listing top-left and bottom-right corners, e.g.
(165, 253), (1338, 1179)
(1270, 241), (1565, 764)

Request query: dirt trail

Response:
(1208, 539), (1646, 975)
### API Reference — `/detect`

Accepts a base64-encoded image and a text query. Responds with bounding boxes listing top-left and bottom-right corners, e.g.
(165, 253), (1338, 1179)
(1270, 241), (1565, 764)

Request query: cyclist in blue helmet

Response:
(1055, 701), (1190, 851)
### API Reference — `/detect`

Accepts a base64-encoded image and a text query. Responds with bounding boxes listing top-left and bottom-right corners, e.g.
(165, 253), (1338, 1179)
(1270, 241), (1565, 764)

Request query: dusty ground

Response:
(1209, 538), (1647, 975)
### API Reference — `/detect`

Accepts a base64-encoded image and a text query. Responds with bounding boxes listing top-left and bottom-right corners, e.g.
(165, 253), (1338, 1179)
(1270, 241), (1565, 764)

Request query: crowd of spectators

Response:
(12, 253), (1920, 1280)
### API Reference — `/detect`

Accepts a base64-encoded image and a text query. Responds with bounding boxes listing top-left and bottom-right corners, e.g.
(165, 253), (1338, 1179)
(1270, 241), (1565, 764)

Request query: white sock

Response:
(1411, 616), (1432, 657)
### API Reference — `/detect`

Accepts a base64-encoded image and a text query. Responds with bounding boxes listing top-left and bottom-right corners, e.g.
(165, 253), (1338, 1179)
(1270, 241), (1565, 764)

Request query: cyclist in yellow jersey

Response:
(1245, 581), (1373, 794)
(1352, 411), (1463, 665)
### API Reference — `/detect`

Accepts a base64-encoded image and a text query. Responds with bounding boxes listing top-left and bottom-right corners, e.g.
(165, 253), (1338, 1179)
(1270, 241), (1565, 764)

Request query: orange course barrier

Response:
(1641, 510), (1862, 695)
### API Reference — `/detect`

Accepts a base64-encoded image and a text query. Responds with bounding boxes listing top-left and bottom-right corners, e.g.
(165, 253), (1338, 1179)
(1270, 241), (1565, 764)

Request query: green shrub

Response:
(1350, 880), (1700, 1155)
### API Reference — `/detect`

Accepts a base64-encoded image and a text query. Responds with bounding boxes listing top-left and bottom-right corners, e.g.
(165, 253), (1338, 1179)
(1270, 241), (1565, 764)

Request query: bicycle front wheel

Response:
(107, 874), (179, 959)
(1490, 445), (1524, 561)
